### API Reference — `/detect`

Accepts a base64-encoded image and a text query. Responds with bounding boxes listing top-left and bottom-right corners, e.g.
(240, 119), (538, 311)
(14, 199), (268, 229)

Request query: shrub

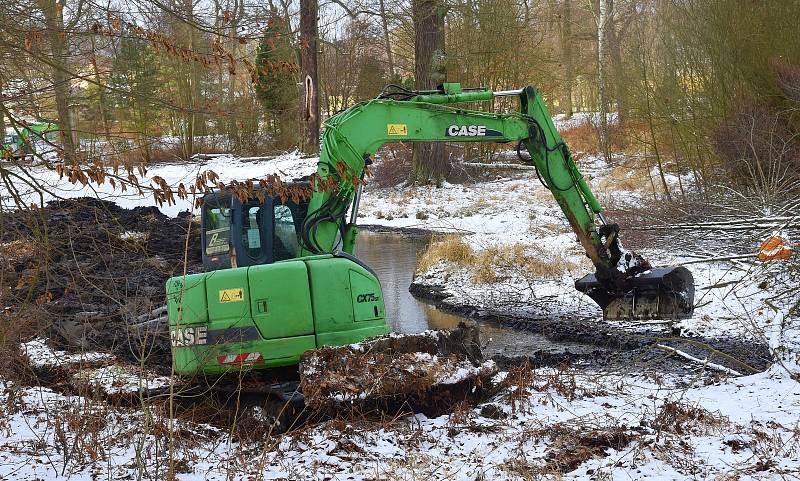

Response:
(416, 235), (474, 273)
(713, 101), (800, 208)
(371, 144), (412, 187)
(472, 243), (588, 284)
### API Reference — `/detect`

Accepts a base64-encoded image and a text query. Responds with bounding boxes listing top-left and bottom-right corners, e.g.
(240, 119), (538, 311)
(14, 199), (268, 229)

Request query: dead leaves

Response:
(88, 16), (251, 76)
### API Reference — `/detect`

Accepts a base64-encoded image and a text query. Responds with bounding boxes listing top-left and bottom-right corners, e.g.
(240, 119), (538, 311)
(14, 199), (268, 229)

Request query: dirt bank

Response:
(409, 282), (773, 377)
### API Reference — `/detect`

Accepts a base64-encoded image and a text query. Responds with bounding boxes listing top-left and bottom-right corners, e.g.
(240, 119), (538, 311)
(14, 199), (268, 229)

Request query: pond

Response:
(356, 230), (578, 357)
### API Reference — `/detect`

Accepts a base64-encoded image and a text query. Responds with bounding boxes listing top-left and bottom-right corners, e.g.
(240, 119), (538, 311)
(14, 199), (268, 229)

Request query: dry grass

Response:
(396, 190), (416, 207)
(651, 400), (726, 437)
(473, 250), (500, 283)
(456, 197), (491, 217)
(372, 144), (413, 187)
(416, 235), (475, 273)
(472, 243), (588, 284)
(0, 239), (36, 268)
(417, 236), (590, 283)
(560, 120), (639, 155)
(561, 122), (602, 154)
(112, 139), (228, 165)
(596, 161), (655, 193)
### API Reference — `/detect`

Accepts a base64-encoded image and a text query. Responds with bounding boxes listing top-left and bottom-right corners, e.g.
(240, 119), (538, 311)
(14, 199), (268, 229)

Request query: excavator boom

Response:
(301, 83), (694, 320)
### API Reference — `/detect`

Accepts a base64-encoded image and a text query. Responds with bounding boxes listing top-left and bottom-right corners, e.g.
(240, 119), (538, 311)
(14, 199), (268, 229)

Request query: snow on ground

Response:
(552, 112), (618, 131)
(21, 337), (115, 369)
(0, 150), (317, 216)
(21, 338), (173, 395)
(2, 359), (799, 480)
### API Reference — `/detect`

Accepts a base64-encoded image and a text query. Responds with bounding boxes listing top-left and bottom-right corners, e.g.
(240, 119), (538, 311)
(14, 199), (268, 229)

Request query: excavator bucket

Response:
(575, 266), (695, 321)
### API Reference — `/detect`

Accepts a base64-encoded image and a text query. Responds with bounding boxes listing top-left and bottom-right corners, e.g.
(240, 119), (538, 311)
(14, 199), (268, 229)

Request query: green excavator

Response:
(167, 83), (694, 376)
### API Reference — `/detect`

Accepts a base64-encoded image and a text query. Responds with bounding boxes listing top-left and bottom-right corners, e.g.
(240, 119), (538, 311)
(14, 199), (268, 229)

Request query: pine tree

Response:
(109, 36), (161, 160)
(255, 14), (299, 147)
(255, 15), (297, 114)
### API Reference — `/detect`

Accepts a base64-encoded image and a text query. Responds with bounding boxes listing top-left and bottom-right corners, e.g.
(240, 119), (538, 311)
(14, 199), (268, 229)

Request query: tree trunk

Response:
(89, 34), (111, 143)
(596, 0), (611, 162)
(38, 0), (77, 160)
(606, 0), (626, 125)
(608, 30), (625, 123)
(188, 0), (202, 156)
(300, 0), (320, 154)
(175, 0), (197, 159)
(639, 40), (672, 202)
(559, 0), (574, 118)
(378, 0), (395, 79)
(410, 0), (447, 185)
(0, 76), (5, 143)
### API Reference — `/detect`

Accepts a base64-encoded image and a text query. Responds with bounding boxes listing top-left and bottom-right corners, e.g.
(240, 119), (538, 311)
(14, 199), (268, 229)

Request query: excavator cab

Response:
(200, 185), (310, 271)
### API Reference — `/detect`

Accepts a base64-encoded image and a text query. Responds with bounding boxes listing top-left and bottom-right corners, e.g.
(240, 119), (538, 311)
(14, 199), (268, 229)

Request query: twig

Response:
(656, 344), (743, 376)
(457, 162), (539, 171)
(678, 254), (755, 266)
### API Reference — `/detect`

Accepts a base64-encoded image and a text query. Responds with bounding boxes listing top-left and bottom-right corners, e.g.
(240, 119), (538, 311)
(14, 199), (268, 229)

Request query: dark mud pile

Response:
(1, 198), (201, 368)
(410, 284), (774, 377)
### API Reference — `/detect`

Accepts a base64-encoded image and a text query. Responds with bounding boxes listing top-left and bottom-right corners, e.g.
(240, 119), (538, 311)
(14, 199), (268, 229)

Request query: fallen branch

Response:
(457, 162), (538, 171)
(632, 222), (800, 231)
(136, 305), (168, 323)
(656, 344), (743, 376)
(678, 253), (756, 266)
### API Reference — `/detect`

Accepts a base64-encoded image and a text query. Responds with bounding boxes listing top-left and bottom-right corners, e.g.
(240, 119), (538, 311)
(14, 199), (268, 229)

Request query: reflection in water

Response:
(355, 230), (466, 334)
(355, 230), (589, 357)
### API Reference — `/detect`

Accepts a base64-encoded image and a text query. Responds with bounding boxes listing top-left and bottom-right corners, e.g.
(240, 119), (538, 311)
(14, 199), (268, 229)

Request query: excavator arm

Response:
(301, 83), (694, 320)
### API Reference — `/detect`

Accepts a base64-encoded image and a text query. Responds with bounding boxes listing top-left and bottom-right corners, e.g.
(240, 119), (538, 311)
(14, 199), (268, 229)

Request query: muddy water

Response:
(356, 230), (583, 357)
(355, 231), (773, 374)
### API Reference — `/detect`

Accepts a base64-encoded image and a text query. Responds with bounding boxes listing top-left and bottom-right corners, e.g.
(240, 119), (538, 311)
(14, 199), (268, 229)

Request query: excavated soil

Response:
(409, 283), (773, 378)
(1, 197), (200, 369)
(299, 323), (497, 417)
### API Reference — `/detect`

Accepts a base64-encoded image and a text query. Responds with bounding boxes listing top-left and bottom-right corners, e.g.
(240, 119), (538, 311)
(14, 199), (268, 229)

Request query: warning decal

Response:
(205, 227), (230, 255)
(387, 124), (408, 136)
(219, 288), (244, 303)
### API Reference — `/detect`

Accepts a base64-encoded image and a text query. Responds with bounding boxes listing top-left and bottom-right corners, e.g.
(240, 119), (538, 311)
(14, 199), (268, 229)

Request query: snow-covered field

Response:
(4, 356), (800, 480)
(0, 151), (317, 216)
(2, 126), (799, 479)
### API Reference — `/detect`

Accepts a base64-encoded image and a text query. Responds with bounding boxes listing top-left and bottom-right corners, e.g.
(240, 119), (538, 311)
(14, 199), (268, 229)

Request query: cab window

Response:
(274, 204), (299, 261)
(241, 203), (263, 259)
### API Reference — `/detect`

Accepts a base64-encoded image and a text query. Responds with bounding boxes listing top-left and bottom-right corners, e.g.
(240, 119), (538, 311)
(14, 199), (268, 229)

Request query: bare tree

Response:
(594, 0), (611, 163)
(36, 0), (80, 159)
(559, 0), (574, 119)
(377, 0), (395, 78)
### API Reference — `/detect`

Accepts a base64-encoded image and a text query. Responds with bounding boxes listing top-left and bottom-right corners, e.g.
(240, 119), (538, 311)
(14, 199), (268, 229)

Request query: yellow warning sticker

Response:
(219, 288), (244, 303)
(387, 123), (408, 136)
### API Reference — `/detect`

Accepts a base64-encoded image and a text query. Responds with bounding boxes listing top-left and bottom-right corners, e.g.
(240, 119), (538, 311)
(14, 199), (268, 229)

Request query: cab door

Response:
(231, 198), (272, 267)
